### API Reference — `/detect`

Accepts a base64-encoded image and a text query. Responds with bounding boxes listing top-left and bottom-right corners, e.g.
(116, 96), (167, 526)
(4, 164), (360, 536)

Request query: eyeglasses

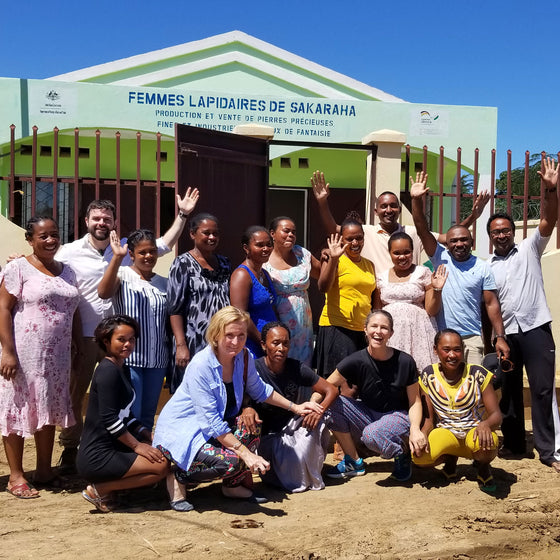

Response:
(490, 228), (512, 238)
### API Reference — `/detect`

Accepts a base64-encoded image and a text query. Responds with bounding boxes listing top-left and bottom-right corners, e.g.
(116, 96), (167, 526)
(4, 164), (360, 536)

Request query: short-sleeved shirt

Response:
(336, 348), (417, 413)
(254, 357), (319, 434)
(419, 363), (493, 438)
(319, 254), (376, 331)
(362, 224), (426, 273)
(430, 244), (496, 336)
(489, 229), (552, 334)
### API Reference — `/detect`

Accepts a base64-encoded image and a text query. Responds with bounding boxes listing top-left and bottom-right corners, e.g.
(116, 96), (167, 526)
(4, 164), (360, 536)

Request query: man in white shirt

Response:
(311, 171), (489, 273)
(488, 157), (560, 471)
(57, 189), (199, 473)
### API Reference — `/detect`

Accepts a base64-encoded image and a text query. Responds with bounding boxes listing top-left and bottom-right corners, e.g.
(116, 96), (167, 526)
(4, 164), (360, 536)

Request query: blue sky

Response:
(2, 0), (558, 170)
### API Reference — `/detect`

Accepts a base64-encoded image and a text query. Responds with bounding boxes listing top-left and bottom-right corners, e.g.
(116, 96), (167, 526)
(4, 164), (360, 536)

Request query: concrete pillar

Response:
(361, 129), (406, 225)
(233, 124), (274, 139)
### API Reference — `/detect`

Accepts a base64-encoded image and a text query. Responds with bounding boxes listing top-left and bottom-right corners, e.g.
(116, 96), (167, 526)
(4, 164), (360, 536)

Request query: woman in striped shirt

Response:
(98, 229), (170, 431)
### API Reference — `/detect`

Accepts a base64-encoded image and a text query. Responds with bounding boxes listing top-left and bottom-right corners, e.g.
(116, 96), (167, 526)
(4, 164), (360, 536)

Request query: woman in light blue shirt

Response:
(153, 306), (323, 512)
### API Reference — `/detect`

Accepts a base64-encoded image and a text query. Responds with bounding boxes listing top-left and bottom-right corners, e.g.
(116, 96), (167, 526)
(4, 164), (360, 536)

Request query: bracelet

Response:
(178, 210), (188, 219)
(176, 342), (187, 347)
(288, 401), (294, 412)
(232, 440), (243, 451)
(433, 287), (442, 292)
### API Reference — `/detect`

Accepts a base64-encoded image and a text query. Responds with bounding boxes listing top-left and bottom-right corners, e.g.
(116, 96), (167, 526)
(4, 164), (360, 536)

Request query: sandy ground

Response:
(2, 430), (560, 560)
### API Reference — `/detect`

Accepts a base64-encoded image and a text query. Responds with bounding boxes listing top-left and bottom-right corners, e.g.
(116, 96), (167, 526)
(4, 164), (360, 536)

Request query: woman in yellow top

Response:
(316, 218), (376, 378)
(410, 329), (502, 492)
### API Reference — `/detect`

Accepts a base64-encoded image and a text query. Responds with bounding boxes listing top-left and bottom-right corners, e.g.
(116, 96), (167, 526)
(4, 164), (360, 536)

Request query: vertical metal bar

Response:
(136, 131), (141, 230)
(31, 125), (38, 216)
(74, 128), (80, 239)
(52, 127), (59, 222)
(422, 145), (428, 172)
(506, 150), (512, 216)
(557, 151), (560, 250)
(438, 146), (444, 233)
(455, 147), (462, 225)
(404, 144), (410, 194)
(523, 151), (529, 238)
(116, 131), (121, 231)
(472, 148), (479, 249)
(156, 132), (162, 237)
(9, 124), (16, 219)
(95, 129), (101, 200)
(489, 149), (496, 254)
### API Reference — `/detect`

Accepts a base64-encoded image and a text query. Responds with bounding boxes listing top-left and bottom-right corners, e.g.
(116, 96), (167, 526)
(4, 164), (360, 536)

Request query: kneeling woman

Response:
(325, 310), (423, 482)
(77, 315), (169, 513)
(153, 307), (323, 511)
(411, 329), (501, 492)
(241, 322), (338, 492)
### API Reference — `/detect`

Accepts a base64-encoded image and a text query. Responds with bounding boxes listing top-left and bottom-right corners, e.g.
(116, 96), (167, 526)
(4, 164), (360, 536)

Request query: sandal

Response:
(81, 484), (112, 513)
(170, 499), (194, 512)
(7, 482), (40, 499)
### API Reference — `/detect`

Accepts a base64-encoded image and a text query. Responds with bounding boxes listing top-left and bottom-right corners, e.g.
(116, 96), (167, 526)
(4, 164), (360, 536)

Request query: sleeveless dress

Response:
(264, 245), (313, 365)
(0, 258), (79, 437)
(377, 265), (437, 371)
(237, 264), (277, 357)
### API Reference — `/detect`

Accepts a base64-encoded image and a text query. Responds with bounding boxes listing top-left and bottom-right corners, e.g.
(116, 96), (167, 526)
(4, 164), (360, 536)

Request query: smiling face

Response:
(446, 226), (473, 262)
(262, 325), (290, 369)
(216, 320), (248, 363)
(130, 239), (158, 274)
(435, 332), (464, 376)
(86, 208), (115, 242)
(364, 312), (393, 350)
(27, 219), (60, 259)
(375, 193), (401, 231)
(105, 324), (136, 365)
(341, 223), (365, 261)
(389, 237), (414, 273)
(191, 219), (220, 253)
(489, 217), (515, 256)
(244, 230), (273, 264)
(271, 219), (296, 251)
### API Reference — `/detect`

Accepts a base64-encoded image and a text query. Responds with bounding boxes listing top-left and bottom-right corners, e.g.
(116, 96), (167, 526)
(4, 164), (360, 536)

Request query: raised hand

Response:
(409, 171), (429, 199)
(431, 265), (448, 291)
(326, 233), (348, 259)
(177, 187), (200, 215)
(109, 230), (128, 259)
(311, 171), (330, 202)
(471, 190), (490, 219)
(537, 157), (559, 191)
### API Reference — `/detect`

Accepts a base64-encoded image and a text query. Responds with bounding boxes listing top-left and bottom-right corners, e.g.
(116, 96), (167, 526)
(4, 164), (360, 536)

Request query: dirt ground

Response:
(1, 432), (560, 560)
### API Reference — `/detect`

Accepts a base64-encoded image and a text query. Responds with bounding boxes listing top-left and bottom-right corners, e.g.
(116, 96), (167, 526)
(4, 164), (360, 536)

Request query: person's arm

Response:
(216, 430), (271, 474)
(424, 265), (448, 317)
(97, 230), (127, 299)
(482, 289), (510, 359)
(0, 282), (18, 380)
(160, 187), (200, 250)
(473, 380), (502, 451)
(310, 171), (340, 234)
(309, 253), (322, 280)
(263, 389), (324, 417)
(407, 382), (429, 457)
(536, 157), (559, 237)
(461, 190), (491, 229)
(302, 376), (339, 430)
(410, 171), (438, 257)
(229, 267), (261, 346)
(317, 233), (347, 293)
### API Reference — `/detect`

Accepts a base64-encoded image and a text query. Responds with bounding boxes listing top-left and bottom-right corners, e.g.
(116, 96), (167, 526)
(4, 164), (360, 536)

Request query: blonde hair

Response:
(205, 306), (250, 351)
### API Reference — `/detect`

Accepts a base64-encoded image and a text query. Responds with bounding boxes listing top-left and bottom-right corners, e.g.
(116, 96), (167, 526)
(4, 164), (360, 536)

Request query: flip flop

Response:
(477, 474), (497, 493)
(7, 482), (40, 499)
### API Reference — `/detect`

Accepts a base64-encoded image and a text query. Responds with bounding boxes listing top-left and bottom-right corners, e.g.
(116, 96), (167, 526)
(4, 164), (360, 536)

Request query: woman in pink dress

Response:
(376, 232), (447, 371)
(0, 217), (80, 498)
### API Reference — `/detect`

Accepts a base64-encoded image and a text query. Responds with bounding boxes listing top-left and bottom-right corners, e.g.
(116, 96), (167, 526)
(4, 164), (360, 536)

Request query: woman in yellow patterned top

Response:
(316, 218), (376, 379)
(411, 329), (502, 492)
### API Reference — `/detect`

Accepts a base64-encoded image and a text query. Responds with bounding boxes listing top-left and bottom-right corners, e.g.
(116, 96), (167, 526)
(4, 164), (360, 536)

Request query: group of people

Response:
(0, 156), (558, 512)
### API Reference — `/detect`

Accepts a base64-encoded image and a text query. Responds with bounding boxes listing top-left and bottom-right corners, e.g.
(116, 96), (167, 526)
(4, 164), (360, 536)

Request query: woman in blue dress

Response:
(230, 226), (277, 357)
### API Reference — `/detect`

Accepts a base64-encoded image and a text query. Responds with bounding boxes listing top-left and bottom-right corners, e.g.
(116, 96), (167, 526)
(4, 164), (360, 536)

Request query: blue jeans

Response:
(129, 366), (167, 431)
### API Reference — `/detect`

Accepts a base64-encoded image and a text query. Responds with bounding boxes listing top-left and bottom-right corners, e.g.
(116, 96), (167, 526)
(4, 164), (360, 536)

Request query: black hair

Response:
(375, 191), (401, 208)
(260, 321), (291, 342)
(486, 212), (515, 235)
(189, 212), (219, 234)
(241, 225), (271, 246)
(86, 199), (116, 219)
(434, 328), (463, 347)
(269, 216), (295, 232)
(365, 309), (394, 330)
(388, 231), (414, 251)
(340, 217), (364, 235)
(94, 314), (140, 352)
(25, 216), (58, 241)
(127, 229), (156, 252)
